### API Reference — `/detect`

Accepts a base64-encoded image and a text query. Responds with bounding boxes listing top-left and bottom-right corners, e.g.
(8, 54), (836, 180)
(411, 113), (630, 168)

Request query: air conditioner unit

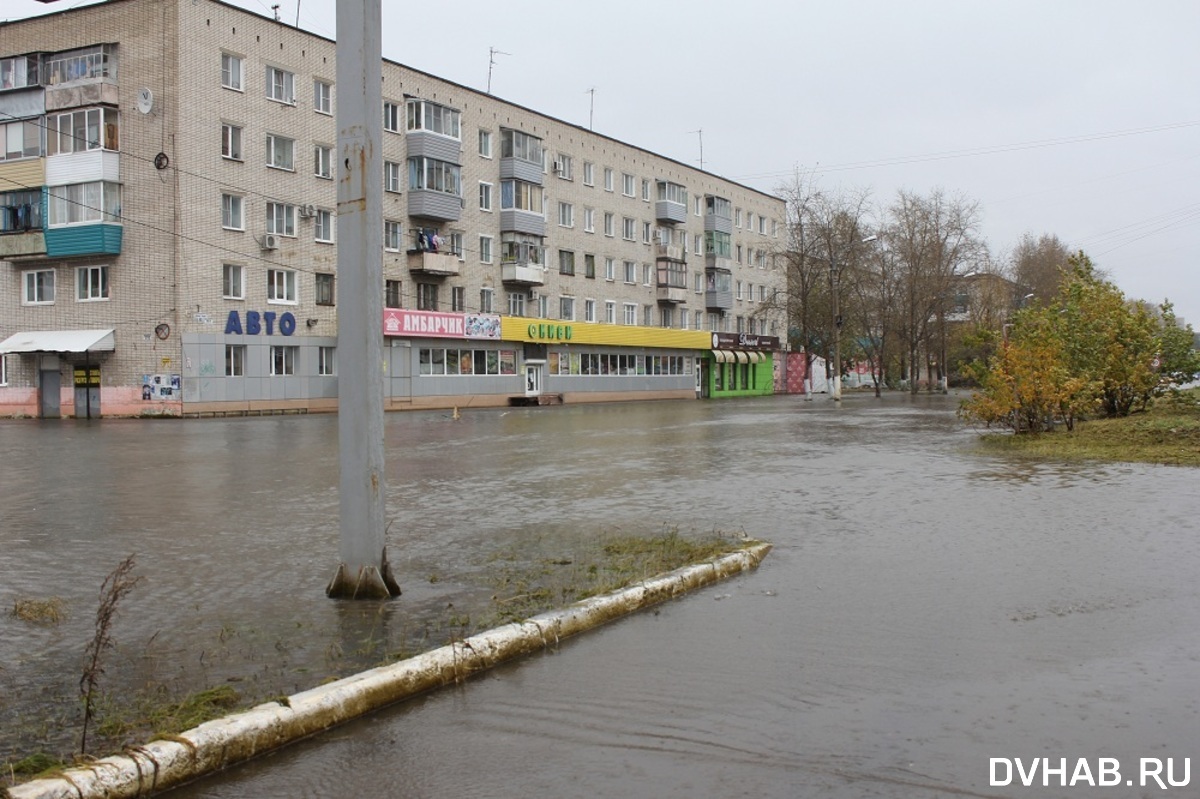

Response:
(552, 160), (563, 174)
(527, 289), (538, 301)
(299, 204), (316, 219)
(261, 233), (279, 251)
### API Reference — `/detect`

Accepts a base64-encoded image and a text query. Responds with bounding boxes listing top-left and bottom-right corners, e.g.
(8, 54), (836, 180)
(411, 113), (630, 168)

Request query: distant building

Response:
(0, 0), (785, 418)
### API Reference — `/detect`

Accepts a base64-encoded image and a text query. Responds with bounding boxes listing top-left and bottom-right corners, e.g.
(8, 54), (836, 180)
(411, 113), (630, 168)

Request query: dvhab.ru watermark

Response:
(990, 758), (1190, 789)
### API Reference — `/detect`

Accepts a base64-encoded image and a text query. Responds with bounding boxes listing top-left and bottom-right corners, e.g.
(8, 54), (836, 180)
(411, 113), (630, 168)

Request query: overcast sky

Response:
(8, 0), (1199, 323)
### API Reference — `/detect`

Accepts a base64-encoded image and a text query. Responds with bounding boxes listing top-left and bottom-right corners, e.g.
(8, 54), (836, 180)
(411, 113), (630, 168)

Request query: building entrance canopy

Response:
(0, 329), (115, 354)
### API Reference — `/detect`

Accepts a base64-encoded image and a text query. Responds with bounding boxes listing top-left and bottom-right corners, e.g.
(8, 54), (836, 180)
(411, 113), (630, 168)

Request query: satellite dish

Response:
(137, 87), (154, 114)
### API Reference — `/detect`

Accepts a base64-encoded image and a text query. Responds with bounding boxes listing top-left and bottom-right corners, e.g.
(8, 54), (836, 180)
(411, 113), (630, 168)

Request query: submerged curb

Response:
(7, 542), (771, 799)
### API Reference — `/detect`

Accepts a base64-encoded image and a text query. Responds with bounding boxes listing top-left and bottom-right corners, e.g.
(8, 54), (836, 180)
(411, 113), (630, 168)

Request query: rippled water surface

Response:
(3, 394), (1199, 797)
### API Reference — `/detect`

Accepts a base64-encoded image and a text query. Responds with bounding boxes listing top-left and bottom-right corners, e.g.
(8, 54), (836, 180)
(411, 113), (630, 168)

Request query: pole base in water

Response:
(326, 549), (402, 599)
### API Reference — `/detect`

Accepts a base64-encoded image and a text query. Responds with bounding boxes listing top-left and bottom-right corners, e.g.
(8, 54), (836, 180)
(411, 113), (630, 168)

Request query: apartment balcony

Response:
(407, 248), (460, 277)
(0, 230), (46, 258)
(407, 189), (462, 223)
(655, 200), (687, 225)
(501, 262), (545, 287)
(655, 243), (684, 261)
(45, 222), (122, 258)
(656, 285), (688, 304)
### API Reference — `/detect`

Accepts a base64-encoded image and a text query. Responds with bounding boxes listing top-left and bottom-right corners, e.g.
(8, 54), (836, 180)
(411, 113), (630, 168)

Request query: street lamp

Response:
(831, 234), (877, 401)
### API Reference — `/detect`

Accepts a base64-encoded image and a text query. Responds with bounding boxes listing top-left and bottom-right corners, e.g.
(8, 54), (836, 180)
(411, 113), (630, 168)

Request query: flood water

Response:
(3, 394), (1199, 797)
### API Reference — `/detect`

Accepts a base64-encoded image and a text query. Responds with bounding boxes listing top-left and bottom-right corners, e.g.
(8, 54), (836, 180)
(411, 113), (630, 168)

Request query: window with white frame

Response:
(643, 305), (654, 326)
(407, 99), (461, 139)
(499, 180), (543, 213)
(448, 231), (465, 259)
(313, 80), (332, 114)
(559, 296), (575, 320)
(22, 269), (55, 304)
(222, 263), (244, 299)
(735, 208), (742, 227)
(408, 157), (461, 197)
(267, 268), (297, 303)
(478, 129), (492, 158)
(384, 220), (402, 251)
(221, 53), (243, 91)
(641, 178), (651, 201)
(1, 119), (41, 162)
(76, 265), (109, 301)
(643, 263), (653, 286)
(266, 66), (295, 104)
(508, 291), (526, 317)
(642, 221), (652, 244)
(536, 294), (549, 318)
(314, 209), (334, 243)
(605, 300), (616, 323)
(583, 162), (594, 186)
(225, 344), (245, 377)
(694, 272), (704, 293)
(480, 287), (494, 313)
(623, 302), (637, 325)
(603, 212), (614, 237)
(558, 201), (573, 228)
(314, 145), (332, 179)
(583, 208), (594, 233)
(622, 217), (635, 241)
(479, 235), (493, 264)
(266, 202), (296, 237)
(270, 345), (297, 376)
(584, 298), (595, 322)
(622, 173), (635, 197)
(385, 160), (402, 193)
(759, 215), (768, 234)
(315, 273), (335, 305)
(266, 134), (294, 170)
(318, 346), (336, 376)
(479, 181), (492, 211)
(604, 167), (614, 192)
(222, 194), (244, 230)
(605, 257), (615, 281)
(623, 260), (636, 284)
(499, 128), (543, 163)
(47, 181), (120, 226)
(555, 153), (573, 180)
(221, 123), (242, 160)
(452, 287), (466, 312)
(383, 101), (401, 132)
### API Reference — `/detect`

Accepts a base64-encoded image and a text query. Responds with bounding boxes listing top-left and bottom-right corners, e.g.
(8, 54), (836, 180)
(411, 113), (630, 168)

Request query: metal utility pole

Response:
(327, 0), (400, 600)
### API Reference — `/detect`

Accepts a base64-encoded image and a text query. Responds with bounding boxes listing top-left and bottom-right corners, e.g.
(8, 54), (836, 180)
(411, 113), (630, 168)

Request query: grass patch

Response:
(975, 389), (1200, 466)
(11, 597), (67, 625)
(96, 685), (243, 743)
(6, 752), (66, 778)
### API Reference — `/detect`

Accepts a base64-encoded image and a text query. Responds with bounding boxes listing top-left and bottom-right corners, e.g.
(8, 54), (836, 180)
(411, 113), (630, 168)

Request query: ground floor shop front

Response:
(0, 311), (779, 418)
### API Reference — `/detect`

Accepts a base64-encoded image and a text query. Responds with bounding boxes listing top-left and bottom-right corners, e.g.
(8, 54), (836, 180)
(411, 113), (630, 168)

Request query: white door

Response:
(524, 363), (542, 397)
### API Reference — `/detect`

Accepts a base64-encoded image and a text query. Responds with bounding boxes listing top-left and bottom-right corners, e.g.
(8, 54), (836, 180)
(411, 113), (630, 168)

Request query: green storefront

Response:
(706, 333), (778, 398)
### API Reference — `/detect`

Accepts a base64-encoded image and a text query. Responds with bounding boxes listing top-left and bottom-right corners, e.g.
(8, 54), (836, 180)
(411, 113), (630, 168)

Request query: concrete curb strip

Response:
(7, 542), (771, 799)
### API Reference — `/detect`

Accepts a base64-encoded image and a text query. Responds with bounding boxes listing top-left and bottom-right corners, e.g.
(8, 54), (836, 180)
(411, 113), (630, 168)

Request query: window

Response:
(385, 160), (402, 193)
(417, 283), (438, 311)
(266, 202), (296, 237)
(266, 134), (294, 170)
(478, 129), (492, 158)
(1, 119), (42, 162)
(447, 231), (464, 260)
(642, 221), (652, 244)
(221, 123), (243, 160)
(451, 286), (465, 312)
(383, 101), (401, 132)
(221, 194), (244, 230)
(583, 162), (594, 186)
(479, 235), (493, 264)
(736, 280), (743, 300)
(47, 182), (120, 226)
(605, 257), (615, 281)
(558, 202), (573, 228)
(643, 305), (654, 326)
(555, 153), (573, 180)
(558, 250), (575, 276)
(480, 287), (494, 313)
(314, 209), (334, 242)
(479, 181), (493, 211)
(318, 347), (336, 376)
(622, 217), (636, 241)
(623, 260), (637, 284)
(221, 53), (243, 90)
(222, 263), (244, 299)
(314, 145), (333, 179)
(266, 66), (295, 104)
(584, 253), (596, 279)
(559, 296), (575, 320)
(385, 279), (402, 308)
(583, 208), (594, 233)
(604, 167), (614, 192)
(499, 180), (543, 213)
(225, 345), (245, 377)
(313, 80), (332, 114)
(760, 215), (768, 235)
(22, 269), (55, 305)
(603, 212), (614, 237)
(622, 173), (635, 197)
(406, 99), (461, 139)
(642, 179), (651, 201)
(508, 291), (526, 317)
(267, 268), (297, 303)
(584, 298), (596, 322)
(605, 301), (616, 324)
(270, 345), (297, 376)
(46, 45), (116, 84)
(623, 302), (637, 325)
(736, 244), (743, 264)
(500, 128), (543, 164)
(0, 54), (41, 92)
(408, 157), (461, 197)
(47, 108), (119, 155)
(384, 220), (402, 251)
(76, 265), (109, 301)
(643, 263), (653, 286)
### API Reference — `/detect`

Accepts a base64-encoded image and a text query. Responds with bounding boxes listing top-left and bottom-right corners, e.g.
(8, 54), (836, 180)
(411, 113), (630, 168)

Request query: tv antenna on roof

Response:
(586, 87), (596, 130)
(487, 47), (510, 95)
(690, 129), (704, 171)
(271, 4), (280, 22)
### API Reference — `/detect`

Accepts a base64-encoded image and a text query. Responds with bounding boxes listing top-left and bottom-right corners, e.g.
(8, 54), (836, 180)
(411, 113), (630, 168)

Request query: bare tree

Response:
(1010, 232), (1072, 302)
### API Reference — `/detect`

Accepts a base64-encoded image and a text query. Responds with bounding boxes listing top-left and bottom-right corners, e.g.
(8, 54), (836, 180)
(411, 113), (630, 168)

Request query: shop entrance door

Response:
(524, 363), (542, 397)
